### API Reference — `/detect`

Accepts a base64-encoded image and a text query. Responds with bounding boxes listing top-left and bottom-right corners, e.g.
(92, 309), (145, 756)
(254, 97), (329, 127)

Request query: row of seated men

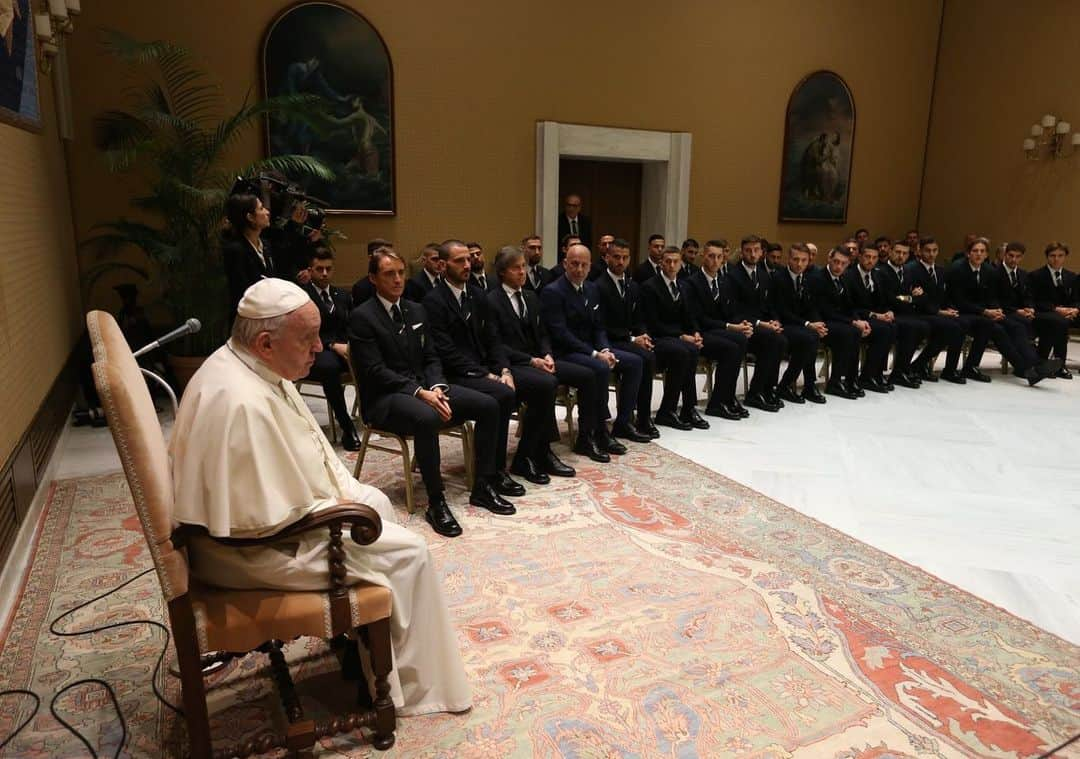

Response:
(293, 234), (1078, 537)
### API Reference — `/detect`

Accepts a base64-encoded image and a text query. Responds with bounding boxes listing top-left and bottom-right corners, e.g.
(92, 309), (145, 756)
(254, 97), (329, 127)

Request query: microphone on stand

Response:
(132, 318), (201, 358)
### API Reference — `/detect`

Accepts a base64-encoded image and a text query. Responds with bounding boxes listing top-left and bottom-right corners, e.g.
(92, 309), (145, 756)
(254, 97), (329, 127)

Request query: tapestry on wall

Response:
(778, 70), (854, 223)
(0, 0), (42, 132)
(262, 1), (394, 214)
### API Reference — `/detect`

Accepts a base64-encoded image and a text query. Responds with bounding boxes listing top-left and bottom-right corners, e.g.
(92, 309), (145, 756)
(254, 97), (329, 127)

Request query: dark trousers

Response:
(891, 315), (931, 374)
(453, 376), (516, 471)
(822, 320), (861, 382)
(913, 314), (966, 372)
(700, 330), (746, 406)
(746, 328), (786, 393)
(611, 340), (656, 420)
(366, 384), (499, 499)
(1032, 311), (1073, 360)
(506, 365), (559, 463)
(957, 314), (993, 369)
(305, 349), (353, 430)
(650, 337), (699, 414)
(860, 318), (896, 379)
(778, 325), (820, 387)
(977, 317), (1039, 372)
(553, 359), (602, 435)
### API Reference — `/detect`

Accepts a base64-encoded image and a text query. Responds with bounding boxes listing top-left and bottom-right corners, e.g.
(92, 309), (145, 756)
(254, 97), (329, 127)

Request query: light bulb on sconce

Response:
(1024, 113), (1079, 160)
(34, 13), (58, 73)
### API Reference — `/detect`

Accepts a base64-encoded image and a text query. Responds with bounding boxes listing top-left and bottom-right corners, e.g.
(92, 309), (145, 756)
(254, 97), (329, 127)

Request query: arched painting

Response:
(263, 2), (394, 214)
(778, 70), (854, 223)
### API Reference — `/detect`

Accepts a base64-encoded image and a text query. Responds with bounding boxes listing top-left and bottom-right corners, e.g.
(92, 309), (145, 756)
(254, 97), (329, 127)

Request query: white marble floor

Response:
(18, 354), (1080, 647)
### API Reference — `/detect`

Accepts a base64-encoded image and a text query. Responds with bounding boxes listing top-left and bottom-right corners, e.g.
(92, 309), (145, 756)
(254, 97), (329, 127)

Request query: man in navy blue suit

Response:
(541, 244), (646, 460)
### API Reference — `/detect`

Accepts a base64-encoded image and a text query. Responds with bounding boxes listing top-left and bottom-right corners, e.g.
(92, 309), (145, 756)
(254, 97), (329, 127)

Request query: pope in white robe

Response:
(169, 278), (471, 716)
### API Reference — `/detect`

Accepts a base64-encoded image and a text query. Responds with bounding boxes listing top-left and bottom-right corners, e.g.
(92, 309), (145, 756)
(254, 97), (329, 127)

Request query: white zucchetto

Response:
(237, 278), (310, 319)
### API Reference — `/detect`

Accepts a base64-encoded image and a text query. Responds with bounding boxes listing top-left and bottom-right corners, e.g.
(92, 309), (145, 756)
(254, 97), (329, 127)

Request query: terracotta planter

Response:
(167, 354), (207, 395)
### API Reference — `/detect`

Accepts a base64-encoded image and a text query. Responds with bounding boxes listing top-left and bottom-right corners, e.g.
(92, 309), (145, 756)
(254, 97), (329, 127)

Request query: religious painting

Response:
(778, 70), (855, 223)
(0, 0), (42, 132)
(262, 2), (394, 214)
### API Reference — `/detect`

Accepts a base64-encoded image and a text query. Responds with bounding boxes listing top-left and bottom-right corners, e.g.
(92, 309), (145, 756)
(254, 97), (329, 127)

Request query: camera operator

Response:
(222, 191), (280, 318)
(266, 180), (326, 285)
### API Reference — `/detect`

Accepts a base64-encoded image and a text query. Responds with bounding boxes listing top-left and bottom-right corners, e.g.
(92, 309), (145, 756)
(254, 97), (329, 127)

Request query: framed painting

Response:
(262, 1), (394, 214)
(778, 70), (854, 223)
(0, 0), (43, 132)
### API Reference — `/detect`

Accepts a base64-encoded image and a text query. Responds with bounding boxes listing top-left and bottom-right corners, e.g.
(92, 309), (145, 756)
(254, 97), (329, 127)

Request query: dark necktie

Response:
(1054, 270), (1063, 287)
(974, 268), (980, 286)
(570, 217), (578, 236)
(390, 303), (403, 325)
(1009, 269), (1017, 288)
(514, 290), (527, 320)
(750, 269), (758, 288)
(710, 277), (720, 300)
(617, 278), (626, 298)
(477, 274), (487, 290)
(460, 291), (471, 320)
(320, 289), (334, 313)
(863, 272), (873, 292)
(795, 274), (803, 296)
(930, 267), (938, 285)
(898, 267), (904, 286)
(833, 277), (843, 293)
(669, 280), (679, 301)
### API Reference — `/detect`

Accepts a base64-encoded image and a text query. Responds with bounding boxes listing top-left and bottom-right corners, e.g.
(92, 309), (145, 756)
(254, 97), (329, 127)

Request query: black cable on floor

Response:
(0, 689), (39, 751)
(1038, 732), (1080, 758)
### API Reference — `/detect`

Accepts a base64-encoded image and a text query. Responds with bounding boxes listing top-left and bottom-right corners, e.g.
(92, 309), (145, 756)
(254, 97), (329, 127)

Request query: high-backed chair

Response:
(87, 311), (396, 758)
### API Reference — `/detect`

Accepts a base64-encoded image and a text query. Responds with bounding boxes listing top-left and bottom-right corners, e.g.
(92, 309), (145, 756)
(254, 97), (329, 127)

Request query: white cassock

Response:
(169, 339), (471, 716)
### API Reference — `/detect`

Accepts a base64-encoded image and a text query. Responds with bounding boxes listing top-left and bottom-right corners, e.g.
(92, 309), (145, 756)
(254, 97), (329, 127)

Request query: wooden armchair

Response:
(87, 311), (396, 758)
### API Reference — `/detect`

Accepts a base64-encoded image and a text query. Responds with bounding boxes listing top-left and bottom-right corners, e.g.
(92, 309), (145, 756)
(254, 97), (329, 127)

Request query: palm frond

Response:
(239, 154), (336, 184)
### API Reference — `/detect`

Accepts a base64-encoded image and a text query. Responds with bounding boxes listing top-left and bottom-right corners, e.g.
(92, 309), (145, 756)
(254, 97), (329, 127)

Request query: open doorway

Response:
(558, 159), (643, 265)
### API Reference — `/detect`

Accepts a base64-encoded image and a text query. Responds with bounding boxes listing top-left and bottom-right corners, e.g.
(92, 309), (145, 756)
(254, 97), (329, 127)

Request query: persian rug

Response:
(0, 441), (1077, 758)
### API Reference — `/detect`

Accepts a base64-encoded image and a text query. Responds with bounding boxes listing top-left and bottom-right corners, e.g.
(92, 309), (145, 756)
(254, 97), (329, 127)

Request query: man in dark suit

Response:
(351, 238), (394, 305)
(876, 240), (936, 386)
(770, 243), (830, 404)
(904, 236), (980, 383)
(1028, 241), (1079, 377)
(466, 242), (495, 292)
(723, 235), (788, 411)
(946, 238), (1060, 384)
(592, 239), (669, 437)
(632, 234), (666, 283)
(589, 234), (612, 281)
(557, 194), (592, 251)
(549, 234), (582, 281)
(522, 235), (554, 293)
(423, 240), (526, 498)
(403, 242), (443, 302)
(682, 240), (751, 418)
(807, 247), (871, 398)
(348, 250), (514, 538)
(999, 242), (1071, 377)
(842, 246), (900, 392)
(678, 239), (701, 281)
(763, 242), (784, 277)
(541, 244), (645, 459)
(487, 246), (583, 476)
(634, 246), (711, 430)
(302, 247), (360, 450)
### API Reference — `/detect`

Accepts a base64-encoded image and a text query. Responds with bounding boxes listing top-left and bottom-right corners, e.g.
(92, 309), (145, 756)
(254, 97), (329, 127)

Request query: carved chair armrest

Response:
(173, 503), (383, 549)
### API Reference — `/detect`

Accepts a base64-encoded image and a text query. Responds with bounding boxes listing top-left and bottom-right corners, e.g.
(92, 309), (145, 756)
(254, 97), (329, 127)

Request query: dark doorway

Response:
(559, 159), (643, 265)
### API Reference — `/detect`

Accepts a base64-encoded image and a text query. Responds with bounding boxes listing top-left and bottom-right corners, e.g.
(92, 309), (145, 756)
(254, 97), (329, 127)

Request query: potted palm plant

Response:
(82, 31), (333, 385)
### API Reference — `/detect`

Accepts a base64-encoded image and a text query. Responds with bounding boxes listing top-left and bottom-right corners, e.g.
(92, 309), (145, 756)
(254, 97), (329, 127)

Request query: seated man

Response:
(486, 245), (580, 479)
(723, 235), (789, 411)
(946, 237), (1061, 385)
(678, 238), (701, 280)
(541, 243), (643, 460)
(403, 242), (443, 302)
(632, 234), (666, 283)
(522, 234), (554, 292)
(842, 245), (901, 392)
(302, 246), (360, 449)
(172, 277), (471, 716)
(997, 241), (1070, 378)
(682, 239), (750, 419)
(351, 238), (394, 304)
(807, 246), (872, 399)
(638, 245), (712, 429)
(466, 242), (494, 291)
(423, 240), (525, 496)
(769, 242), (831, 404)
(1027, 241), (1079, 377)
(349, 250), (513, 538)
(876, 239), (941, 384)
(549, 233), (582, 281)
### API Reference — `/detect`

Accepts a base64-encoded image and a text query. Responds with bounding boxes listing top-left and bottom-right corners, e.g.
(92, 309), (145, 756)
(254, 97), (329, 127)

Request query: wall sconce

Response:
(34, 13), (58, 74)
(1024, 113), (1078, 160)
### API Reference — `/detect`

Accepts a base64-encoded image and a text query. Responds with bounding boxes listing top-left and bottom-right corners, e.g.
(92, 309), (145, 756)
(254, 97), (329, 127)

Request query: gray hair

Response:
(494, 245), (525, 277)
(231, 312), (291, 347)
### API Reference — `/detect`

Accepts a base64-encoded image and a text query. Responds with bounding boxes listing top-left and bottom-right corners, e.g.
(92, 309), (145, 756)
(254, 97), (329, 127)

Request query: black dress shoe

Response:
(542, 449), (576, 477)
(940, 368), (967, 384)
(825, 382), (858, 400)
(492, 471), (526, 497)
(612, 422), (652, 442)
(635, 417), (661, 439)
(961, 367), (991, 383)
(1041, 357), (1065, 377)
(730, 398), (750, 418)
(572, 432), (611, 463)
(654, 410), (693, 430)
(596, 429), (628, 455)
(916, 364), (939, 382)
(510, 457), (550, 485)
(744, 392), (781, 412)
(889, 372), (921, 389)
(763, 388), (785, 408)
(340, 427), (362, 452)
(846, 380), (866, 397)
(860, 376), (889, 394)
(882, 375), (896, 391)
(704, 403), (743, 420)
(1056, 367), (1073, 379)
(802, 386), (827, 404)
(777, 384), (805, 404)
(469, 481), (516, 514)
(680, 408), (711, 429)
(425, 495), (462, 537)
(1022, 366), (1045, 386)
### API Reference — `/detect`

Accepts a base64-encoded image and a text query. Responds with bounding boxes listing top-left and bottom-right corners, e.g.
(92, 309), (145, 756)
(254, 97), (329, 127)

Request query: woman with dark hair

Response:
(222, 192), (276, 316)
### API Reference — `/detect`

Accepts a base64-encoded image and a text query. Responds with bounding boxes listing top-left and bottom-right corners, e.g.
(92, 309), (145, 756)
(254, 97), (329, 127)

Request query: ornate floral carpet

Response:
(1, 441), (1077, 758)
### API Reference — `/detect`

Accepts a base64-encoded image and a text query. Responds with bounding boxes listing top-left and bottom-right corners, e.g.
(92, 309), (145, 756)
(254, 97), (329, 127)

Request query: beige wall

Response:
(920, 0), (1080, 256)
(0, 82), (83, 465)
(65, 0), (942, 296)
